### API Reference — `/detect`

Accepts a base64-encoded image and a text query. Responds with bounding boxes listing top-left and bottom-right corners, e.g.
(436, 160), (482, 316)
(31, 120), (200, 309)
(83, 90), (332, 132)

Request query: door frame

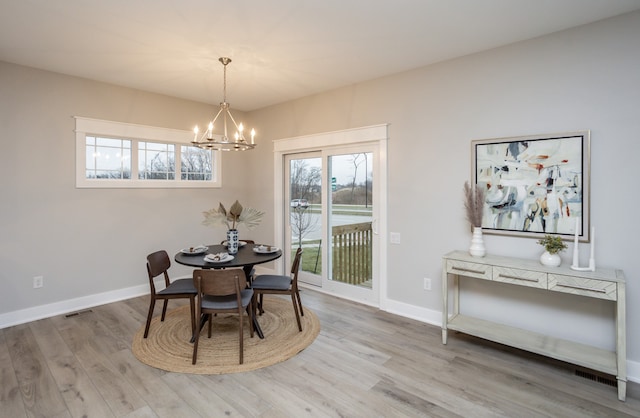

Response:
(273, 124), (389, 309)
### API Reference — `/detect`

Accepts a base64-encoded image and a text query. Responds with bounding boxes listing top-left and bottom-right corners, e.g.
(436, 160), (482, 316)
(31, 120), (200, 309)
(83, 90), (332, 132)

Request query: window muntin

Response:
(75, 117), (221, 188)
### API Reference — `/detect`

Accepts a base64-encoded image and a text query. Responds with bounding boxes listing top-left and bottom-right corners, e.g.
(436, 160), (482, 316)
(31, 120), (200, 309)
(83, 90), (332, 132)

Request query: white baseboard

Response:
(3, 278), (638, 385)
(628, 362), (640, 385)
(383, 297), (442, 327)
(0, 283), (150, 329)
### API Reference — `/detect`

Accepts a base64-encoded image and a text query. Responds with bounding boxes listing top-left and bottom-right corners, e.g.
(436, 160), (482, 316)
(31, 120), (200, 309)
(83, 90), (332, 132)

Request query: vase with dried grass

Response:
(464, 181), (486, 257)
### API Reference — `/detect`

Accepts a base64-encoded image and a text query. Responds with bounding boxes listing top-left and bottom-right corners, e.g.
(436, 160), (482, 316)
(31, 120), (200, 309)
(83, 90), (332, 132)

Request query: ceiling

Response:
(1, 0), (639, 111)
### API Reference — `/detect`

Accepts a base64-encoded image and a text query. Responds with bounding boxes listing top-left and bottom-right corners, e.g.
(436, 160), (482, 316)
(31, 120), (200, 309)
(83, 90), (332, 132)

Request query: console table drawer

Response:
(548, 274), (617, 301)
(447, 260), (492, 280)
(493, 267), (547, 289)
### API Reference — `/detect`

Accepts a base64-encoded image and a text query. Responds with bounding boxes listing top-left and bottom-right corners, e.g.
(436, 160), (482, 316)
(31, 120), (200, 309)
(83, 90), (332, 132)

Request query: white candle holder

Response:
(571, 217), (595, 272)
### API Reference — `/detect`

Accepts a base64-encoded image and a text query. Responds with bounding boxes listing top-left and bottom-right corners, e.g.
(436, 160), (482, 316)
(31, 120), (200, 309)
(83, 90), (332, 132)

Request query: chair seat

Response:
(201, 289), (254, 310)
(251, 275), (291, 291)
(158, 278), (197, 295)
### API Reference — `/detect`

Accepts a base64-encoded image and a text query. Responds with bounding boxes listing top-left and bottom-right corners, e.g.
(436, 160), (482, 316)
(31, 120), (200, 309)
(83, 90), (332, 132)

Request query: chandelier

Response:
(192, 57), (256, 151)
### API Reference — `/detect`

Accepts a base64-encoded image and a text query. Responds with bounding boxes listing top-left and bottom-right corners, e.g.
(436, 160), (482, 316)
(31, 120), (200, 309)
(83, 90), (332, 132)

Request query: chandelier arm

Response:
(223, 107), (229, 142)
(224, 109), (245, 141)
(206, 107), (225, 138)
(210, 107), (224, 126)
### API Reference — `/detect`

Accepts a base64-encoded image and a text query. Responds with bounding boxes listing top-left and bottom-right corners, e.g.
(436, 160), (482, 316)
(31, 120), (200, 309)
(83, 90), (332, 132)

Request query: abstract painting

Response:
(472, 131), (590, 241)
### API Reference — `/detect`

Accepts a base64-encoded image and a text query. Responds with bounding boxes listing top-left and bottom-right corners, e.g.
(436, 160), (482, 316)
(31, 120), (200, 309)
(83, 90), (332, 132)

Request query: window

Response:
(75, 117), (221, 188)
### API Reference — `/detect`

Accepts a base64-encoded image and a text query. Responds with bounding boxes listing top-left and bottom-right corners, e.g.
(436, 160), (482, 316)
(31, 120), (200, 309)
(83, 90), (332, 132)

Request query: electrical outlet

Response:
(423, 277), (431, 291)
(390, 232), (401, 244)
(33, 276), (44, 289)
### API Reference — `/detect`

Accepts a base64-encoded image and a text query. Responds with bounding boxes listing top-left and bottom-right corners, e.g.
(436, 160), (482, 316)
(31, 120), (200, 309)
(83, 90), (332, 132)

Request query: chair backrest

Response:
(193, 268), (246, 297)
(290, 247), (303, 283)
(147, 250), (171, 291)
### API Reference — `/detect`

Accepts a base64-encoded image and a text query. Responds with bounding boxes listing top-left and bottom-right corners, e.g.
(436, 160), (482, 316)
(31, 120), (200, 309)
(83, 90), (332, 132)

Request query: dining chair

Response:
(251, 247), (304, 332)
(144, 250), (197, 339)
(192, 268), (254, 365)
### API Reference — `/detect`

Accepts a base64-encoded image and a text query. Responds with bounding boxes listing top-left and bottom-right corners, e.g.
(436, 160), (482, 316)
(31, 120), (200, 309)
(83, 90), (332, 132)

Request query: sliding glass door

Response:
(284, 146), (378, 305)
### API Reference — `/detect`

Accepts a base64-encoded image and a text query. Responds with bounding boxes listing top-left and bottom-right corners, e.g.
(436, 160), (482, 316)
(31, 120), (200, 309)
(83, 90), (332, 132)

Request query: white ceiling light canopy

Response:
(192, 57), (256, 151)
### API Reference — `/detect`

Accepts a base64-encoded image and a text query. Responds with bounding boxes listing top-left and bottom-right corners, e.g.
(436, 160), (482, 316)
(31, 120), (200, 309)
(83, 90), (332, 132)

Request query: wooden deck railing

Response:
(331, 222), (372, 285)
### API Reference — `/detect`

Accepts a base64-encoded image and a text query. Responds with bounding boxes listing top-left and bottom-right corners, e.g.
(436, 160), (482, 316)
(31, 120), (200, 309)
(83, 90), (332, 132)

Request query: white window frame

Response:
(74, 116), (222, 188)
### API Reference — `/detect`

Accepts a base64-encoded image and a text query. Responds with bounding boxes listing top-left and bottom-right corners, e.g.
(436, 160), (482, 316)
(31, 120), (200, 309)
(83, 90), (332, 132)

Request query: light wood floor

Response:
(2, 288), (640, 417)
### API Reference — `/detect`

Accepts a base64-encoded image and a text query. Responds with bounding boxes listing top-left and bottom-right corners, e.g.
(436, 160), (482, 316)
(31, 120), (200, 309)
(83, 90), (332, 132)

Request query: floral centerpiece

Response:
(202, 200), (264, 254)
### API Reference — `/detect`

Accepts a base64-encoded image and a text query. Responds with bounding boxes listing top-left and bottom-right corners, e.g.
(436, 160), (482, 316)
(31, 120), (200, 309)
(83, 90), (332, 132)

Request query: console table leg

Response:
(617, 379), (626, 401)
(442, 328), (448, 344)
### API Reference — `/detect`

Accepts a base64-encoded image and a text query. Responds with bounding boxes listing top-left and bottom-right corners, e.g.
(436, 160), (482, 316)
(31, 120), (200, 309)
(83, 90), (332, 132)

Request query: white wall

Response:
(248, 11), (640, 369)
(1, 10), (639, 377)
(0, 62), (277, 320)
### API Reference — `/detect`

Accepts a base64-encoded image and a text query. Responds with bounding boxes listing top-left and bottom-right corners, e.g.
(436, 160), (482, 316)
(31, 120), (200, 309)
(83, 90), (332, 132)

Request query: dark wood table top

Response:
(174, 243), (282, 270)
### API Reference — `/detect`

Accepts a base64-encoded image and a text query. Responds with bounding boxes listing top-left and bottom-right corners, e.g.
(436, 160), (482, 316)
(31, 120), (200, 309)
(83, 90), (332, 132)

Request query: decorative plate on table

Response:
(180, 246), (208, 255)
(204, 253), (234, 263)
(222, 240), (247, 247)
(253, 245), (280, 254)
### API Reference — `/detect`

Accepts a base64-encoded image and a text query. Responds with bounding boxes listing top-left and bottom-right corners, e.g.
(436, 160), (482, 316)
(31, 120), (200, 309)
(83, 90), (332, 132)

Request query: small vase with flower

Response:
(537, 235), (567, 267)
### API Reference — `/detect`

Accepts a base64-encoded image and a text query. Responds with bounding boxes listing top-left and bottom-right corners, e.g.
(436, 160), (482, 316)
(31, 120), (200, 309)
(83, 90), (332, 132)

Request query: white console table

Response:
(441, 250), (626, 401)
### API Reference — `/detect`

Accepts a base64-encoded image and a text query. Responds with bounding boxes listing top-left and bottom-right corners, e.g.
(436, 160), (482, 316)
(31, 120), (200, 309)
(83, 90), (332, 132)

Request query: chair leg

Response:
(160, 299), (169, 321)
(207, 314), (213, 338)
(189, 297), (196, 338)
(295, 289), (304, 317)
(238, 309), (244, 364)
(246, 304), (254, 338)
(291, 294), (302, 332)
(192, 317), (201, 365)
(258, 293), (265, 315)
(143, 298), (156, 338)
(252, 294), (258, 325)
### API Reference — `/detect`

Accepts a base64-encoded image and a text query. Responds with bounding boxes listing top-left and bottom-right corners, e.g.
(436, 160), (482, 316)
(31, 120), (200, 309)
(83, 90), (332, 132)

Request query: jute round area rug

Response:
(132, 296), (320, 374)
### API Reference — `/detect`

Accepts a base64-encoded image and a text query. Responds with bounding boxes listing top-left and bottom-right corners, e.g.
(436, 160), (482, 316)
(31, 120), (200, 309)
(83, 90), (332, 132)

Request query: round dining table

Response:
(174, 242), (283, 339)
(174, 243), (282, 280)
